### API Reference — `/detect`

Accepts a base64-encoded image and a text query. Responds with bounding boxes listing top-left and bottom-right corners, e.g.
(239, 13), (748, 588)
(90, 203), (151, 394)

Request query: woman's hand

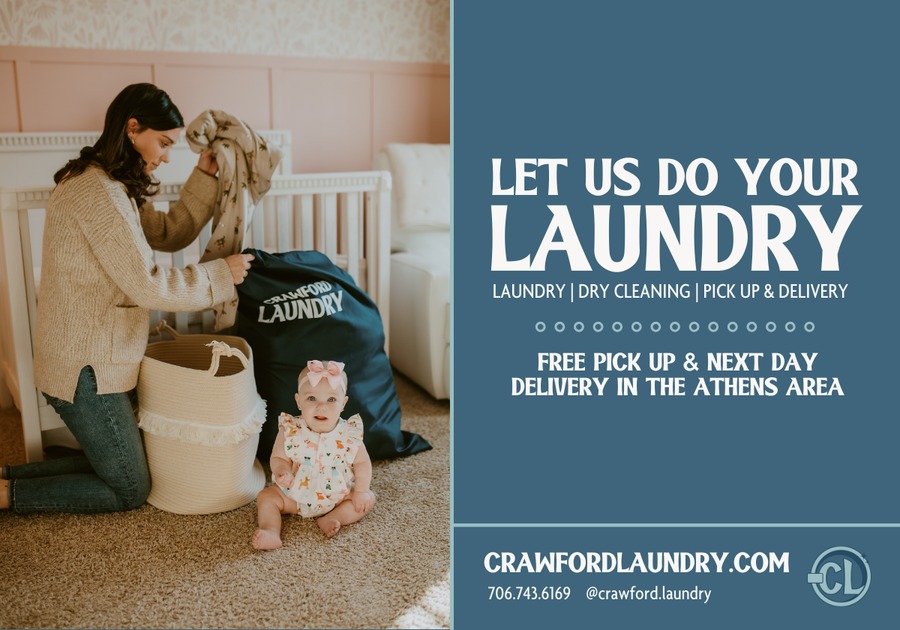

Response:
(197, 149), (218, 176)
(225, 253), (254, 285)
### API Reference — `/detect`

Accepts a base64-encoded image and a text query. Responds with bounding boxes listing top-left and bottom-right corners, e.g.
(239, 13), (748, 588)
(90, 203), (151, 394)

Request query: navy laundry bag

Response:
(236, 248), (431, 461)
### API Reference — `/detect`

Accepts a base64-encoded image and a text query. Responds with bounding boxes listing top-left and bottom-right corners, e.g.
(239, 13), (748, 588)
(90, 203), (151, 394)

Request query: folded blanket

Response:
(186, 110), (284, 330)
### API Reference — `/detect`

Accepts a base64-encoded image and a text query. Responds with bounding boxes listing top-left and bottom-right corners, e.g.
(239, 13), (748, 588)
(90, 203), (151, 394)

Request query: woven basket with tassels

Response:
(137, 322), (266, 514)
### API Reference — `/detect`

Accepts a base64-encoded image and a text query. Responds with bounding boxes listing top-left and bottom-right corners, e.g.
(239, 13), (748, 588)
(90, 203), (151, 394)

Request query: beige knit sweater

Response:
(34, 165), (235, 403)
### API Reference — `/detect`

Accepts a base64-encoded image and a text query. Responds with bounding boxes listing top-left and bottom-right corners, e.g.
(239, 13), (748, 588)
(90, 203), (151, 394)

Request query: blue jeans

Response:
(4, 365), (150, 513)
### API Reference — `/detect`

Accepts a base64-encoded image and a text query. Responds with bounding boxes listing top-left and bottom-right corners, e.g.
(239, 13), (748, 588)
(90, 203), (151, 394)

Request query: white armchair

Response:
(372, 144), (450, 400)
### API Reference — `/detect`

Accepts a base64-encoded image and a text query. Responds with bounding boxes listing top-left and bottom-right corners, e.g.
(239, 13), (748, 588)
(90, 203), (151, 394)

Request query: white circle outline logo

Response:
(807, 546), (870, 607)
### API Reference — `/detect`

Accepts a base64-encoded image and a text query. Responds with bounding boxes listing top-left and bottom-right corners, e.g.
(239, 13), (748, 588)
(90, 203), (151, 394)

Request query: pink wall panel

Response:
(0, 61), (19, 132)
(373, 73), (450, 153)
(160, 65), (272, 131)
(18, 61), (153, 131)
(0, 46), (449, 172)
(275, 69), (372, 173)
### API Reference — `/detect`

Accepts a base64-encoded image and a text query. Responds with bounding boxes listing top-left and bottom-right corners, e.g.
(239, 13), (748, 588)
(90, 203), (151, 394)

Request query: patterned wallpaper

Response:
(0, 0), (450, 64)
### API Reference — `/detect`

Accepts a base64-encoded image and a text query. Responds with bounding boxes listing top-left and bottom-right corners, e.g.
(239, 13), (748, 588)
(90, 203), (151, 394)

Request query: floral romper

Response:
(275, 412), (364, 517)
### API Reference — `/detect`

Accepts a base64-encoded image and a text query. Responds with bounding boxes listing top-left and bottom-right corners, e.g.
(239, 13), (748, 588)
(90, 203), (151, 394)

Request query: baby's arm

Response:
(270, 428), (294, 487)
(349, 443), (375, 513)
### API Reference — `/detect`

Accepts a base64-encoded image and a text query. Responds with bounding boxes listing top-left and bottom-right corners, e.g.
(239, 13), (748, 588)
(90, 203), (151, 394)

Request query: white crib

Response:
(0, 131), (391, 463)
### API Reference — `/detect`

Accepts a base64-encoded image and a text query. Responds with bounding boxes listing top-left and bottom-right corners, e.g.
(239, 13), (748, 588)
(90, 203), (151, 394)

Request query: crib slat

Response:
(357, 192), (365, 255)
(297, 194), (314, 251)
(197, 222), (216, 333)
(313, 194), (324, 253)
(251, 201), (265, 250)
(167, 197), (185, 336)
(172, 250), (188, 334)
(148, 311), (160, 334)
(376, 186), (391, 354)
(276, 195), (291, 252)
(148, 250), (160, 332)
(175, 312), (188, 336)
(200, 223), (212, 254)
(344, 192), (359, 283)
(339, 193), (348, 257)
(263, 196), (276, 251)
(365, 191), (376, 300)
(365, 183), (391, 355)
(202, 309), (215, 333)
(323, 192), (337, 262)
(18, 209), (38, 341)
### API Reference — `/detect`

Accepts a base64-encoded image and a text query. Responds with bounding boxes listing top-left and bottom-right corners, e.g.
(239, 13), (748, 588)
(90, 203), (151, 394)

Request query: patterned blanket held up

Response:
(186, 109), (284, 331)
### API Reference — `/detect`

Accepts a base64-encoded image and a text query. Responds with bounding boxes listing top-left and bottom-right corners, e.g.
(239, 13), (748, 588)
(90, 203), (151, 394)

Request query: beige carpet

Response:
(0, 372), (450, 629)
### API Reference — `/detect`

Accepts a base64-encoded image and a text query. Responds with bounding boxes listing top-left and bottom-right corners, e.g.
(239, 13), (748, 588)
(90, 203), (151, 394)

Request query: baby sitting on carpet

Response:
(252, 360), (375, 549)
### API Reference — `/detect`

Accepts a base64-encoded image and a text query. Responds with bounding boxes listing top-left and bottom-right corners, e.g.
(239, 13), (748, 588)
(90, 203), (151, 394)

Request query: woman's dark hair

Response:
(54, 83), (184, 205)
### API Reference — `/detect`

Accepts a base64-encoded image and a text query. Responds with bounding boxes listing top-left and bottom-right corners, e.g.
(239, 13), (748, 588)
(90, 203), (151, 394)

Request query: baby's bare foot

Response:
(252, 528), (282, 550)
(317, 517), (341, 538)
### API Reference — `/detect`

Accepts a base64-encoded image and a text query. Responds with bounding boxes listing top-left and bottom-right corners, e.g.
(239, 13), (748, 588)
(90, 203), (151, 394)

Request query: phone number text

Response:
(488, 586), (571, 600)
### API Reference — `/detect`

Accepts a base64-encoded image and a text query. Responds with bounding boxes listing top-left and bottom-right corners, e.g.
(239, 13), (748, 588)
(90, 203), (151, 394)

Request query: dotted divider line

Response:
(535, 321), (816, 333)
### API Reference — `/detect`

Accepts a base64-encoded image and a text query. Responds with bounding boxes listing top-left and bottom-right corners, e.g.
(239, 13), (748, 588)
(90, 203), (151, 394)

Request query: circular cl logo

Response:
(807, 546), (870, 607)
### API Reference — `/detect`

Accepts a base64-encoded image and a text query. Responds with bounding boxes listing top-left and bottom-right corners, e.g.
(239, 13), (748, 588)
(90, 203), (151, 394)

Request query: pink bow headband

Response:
(299, 360), (346, 392)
